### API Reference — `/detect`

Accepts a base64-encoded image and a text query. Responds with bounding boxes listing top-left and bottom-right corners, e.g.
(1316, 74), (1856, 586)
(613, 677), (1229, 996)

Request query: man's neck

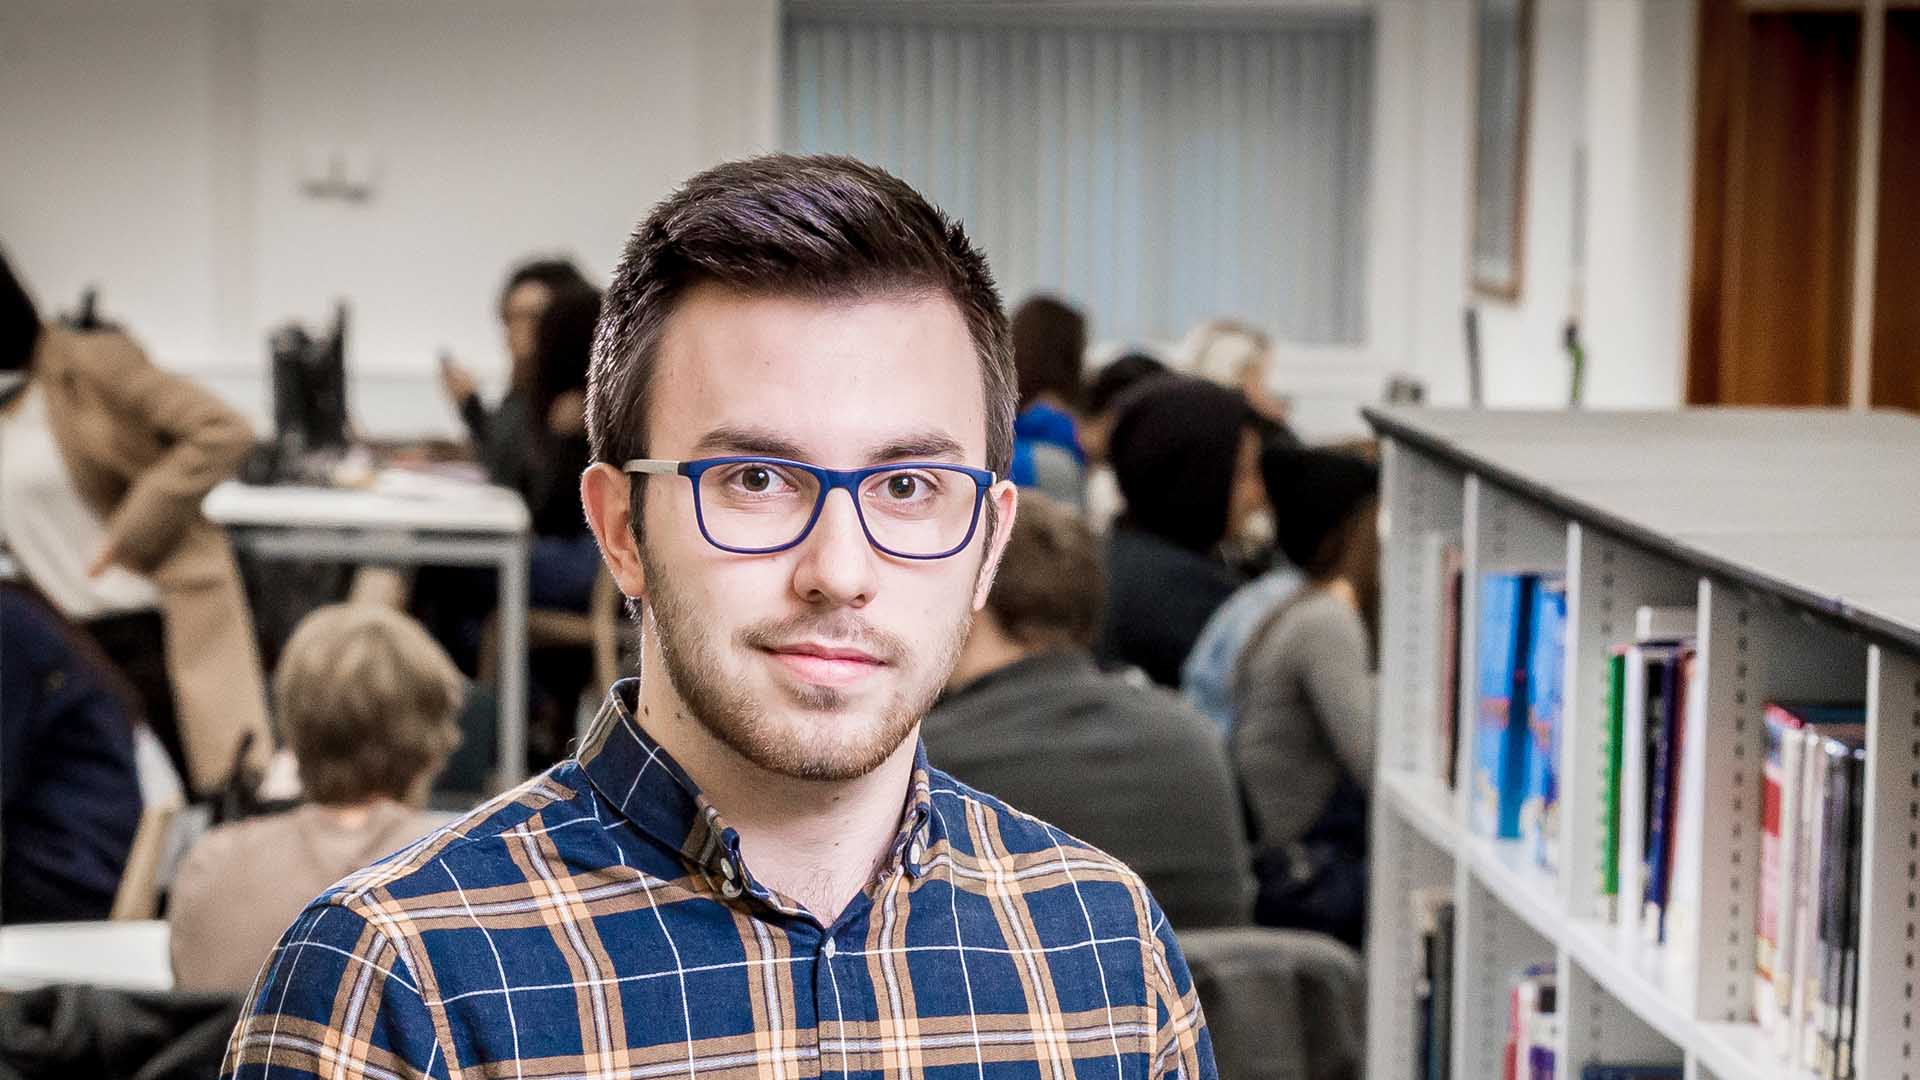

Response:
(633, 663), (919, 926)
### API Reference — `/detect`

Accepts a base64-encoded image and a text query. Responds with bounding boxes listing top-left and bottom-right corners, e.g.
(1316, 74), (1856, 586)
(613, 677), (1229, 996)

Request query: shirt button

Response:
(822, 938), (837, 959)
(908, 838), (925, 866)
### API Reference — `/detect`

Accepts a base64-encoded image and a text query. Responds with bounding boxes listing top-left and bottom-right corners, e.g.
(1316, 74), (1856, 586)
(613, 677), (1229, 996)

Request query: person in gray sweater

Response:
(1231, 444), (1379, 946)
(925, 493), (1255, 931)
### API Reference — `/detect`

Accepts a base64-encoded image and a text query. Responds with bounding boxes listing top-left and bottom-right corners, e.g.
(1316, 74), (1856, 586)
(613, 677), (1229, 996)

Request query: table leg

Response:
(495, 535), (530, 790)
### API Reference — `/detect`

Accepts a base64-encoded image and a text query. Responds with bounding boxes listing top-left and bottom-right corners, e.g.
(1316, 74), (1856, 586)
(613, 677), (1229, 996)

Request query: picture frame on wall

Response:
(1471, 0), (1534, 300)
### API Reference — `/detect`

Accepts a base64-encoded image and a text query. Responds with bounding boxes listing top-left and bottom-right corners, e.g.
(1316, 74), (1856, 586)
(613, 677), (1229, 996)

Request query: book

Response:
(1439, 542), (1466, 790)
(1809, 731), (1866, 1078)
(1505, 965), (1556, 1080)
(1614, 641), (1681, 943)
(1521, 577), (1568, 871)
(1641, 644), (1691, 945)
(1473, 573), (1538, 839)
(1757, 706), (1805, 1036)
(1663, 649), (1705, 955)
(1600, 649), (1627, 921)
(1579, 1068), (1682, 1080)
(1411, 887), (1455, 1080)
(1835, 741), (1866, 1080)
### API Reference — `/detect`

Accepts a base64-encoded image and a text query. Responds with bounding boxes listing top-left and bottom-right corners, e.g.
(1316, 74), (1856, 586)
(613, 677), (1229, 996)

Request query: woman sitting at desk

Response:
(0, 248), (269, 797)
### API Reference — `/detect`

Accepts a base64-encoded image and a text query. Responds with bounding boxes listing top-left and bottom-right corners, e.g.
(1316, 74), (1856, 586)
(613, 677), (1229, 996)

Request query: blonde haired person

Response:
(1181, 318), (1293, 427)
(168, 604), (462, 992)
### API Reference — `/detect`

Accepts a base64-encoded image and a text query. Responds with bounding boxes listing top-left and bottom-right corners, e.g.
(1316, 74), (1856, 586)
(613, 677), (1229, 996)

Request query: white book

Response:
(1663, 651), (1706, 962)
(1760, 725), (1809, 1038)
(1783, 730), (1829, 1064)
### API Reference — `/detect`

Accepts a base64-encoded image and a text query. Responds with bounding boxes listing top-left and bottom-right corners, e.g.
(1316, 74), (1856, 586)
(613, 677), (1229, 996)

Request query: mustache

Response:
(736, 611), (909, 665)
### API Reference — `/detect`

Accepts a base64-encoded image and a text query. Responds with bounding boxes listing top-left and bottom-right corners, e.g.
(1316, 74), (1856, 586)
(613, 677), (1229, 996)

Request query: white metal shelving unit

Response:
(1363, 406), (1920, 1080)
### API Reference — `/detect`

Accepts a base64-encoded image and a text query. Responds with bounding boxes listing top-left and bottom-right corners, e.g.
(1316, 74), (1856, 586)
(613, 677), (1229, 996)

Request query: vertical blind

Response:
(783, 11), (1374, 347)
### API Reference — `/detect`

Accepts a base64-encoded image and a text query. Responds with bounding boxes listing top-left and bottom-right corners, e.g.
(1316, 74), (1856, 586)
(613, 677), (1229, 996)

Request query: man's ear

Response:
(970, 481), (1019, 612)
(581, 462), (648, 600)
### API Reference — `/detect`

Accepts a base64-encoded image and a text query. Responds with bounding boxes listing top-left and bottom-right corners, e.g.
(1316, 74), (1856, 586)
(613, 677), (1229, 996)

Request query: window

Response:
(783, 8), (1374, 346)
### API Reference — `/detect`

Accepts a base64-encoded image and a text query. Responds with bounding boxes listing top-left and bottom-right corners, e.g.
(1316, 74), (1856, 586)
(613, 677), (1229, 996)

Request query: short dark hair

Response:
(499, 257), (589, 315)
(1010, 294), (1085, 410)
(1082, 351), (1168, 416)
(587, 155), (1017, 512)
(983, 492), (1102, 650)
(0, 247), (44, 373)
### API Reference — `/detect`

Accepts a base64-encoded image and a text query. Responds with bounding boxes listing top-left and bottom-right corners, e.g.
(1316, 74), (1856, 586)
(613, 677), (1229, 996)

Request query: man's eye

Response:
(741, 467), (772, 492)
(886, 475), (921, 499)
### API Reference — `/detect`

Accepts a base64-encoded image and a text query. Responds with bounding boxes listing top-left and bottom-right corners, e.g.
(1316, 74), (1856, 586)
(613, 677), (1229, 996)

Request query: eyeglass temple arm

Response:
(621, 459), (682, 476)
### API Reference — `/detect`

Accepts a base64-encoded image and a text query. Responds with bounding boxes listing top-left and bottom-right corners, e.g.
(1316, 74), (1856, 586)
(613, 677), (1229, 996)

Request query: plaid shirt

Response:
(222, 680), (1216, 1079)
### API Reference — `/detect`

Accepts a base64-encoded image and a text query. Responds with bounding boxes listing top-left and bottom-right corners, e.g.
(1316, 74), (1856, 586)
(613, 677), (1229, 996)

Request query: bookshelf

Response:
(1362, 406), (1920, 1080)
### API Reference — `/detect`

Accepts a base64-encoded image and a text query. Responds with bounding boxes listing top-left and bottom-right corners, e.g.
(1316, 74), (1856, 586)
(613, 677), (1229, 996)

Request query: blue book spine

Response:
(1522, 578), (1568, 870)
(1473, 573), (1537, 839)
(1642, 651), (1685, 943)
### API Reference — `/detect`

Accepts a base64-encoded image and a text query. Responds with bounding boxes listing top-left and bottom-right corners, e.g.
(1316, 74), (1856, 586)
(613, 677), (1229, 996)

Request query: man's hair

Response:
(273, 604), (464, 805)
(0, 247), (44, 373)
(1081, 351), (1169, 416)
(587, 155), (1017, 522)
(982, 492), (1103, 651)
(1010, 294), (1085, 410)
(500, 257), (589, 315)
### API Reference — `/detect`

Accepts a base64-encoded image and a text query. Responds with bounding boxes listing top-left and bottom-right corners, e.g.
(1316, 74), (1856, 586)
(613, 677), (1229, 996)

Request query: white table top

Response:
(204, 471), (530, 534)
(0, 919), (173, 992)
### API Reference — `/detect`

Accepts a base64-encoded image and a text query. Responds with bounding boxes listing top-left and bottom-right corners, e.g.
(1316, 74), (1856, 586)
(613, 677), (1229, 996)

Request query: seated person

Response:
(168, 603), (462, 992)
(520, 280), (603, 612)
(925, 493), (1253, 930)
(0, 585), (143, 923)
(1009, 295), (1089, 505)
(1095, 376), (1267, 686)
(1077, 350), (1169, 533)
(1230, 445), (1379, 948)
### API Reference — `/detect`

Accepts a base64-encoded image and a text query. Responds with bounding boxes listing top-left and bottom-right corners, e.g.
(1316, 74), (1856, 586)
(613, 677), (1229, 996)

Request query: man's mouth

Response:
(760, 641), (888, 688)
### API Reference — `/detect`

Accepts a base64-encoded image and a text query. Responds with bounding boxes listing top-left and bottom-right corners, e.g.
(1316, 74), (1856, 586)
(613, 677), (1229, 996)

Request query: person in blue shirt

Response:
(1009, 294), (1088, 504)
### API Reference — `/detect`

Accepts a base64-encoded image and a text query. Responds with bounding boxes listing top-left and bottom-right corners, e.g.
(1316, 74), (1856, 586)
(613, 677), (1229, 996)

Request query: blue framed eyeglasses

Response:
(623, 456), (997, 560)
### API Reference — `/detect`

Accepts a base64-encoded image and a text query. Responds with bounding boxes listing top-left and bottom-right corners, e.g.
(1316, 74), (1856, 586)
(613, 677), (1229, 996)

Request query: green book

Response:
(1600, 650), (1627, 919)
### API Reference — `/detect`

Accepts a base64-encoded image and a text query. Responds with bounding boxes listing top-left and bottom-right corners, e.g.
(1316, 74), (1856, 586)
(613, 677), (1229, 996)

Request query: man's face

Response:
(636, 284), (1014, 782)
(501, 280), (553, 376)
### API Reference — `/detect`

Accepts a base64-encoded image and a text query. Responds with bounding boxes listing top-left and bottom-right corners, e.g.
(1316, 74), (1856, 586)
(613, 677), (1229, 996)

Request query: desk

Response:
(0, 920), (174, 991)
(204, 473), (532, 789)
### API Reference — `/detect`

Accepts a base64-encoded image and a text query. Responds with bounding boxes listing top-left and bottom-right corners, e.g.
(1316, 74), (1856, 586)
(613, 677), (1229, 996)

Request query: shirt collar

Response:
(576, 679), (942, 903)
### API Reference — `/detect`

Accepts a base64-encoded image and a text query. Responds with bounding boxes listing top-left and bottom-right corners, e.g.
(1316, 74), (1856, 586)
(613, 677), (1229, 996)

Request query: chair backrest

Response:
(110, 800), (183, 921)
(1177, 926), (1365, 1080)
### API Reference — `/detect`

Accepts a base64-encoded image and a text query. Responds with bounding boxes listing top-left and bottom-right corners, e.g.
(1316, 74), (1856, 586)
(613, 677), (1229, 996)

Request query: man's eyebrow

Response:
(866, 433), (967, 465)
(691, 425), (810, 460)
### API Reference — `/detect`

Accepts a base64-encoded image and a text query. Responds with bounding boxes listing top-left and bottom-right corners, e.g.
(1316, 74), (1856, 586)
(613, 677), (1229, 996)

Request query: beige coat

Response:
(32, 326), (270, 794)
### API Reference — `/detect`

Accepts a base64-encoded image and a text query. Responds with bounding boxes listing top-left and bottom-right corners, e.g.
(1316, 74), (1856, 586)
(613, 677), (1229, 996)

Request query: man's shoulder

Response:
(307, 766), (593, 921)
(925, 767), (1156, 907)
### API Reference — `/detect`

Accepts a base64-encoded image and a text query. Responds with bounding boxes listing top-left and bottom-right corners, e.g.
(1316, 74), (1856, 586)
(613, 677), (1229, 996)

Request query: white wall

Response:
(0, 0), (779, 436)
(2, 0), (1692, 440)
(1379, 0), (1697, 412)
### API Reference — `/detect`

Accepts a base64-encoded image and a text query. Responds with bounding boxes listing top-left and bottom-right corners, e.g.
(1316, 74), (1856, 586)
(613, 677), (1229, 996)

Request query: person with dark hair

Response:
(1078, 350), (1169, 462)
(926, 493), (1253, 930)
(1095, 376), (1268, 686)
(521, 280), (602, 610)
(1008, 294), (1088, 503)
(437, 256), (591, 486)
(0, 248), (269, 798)
(170, 603), (462, 992)
(225, 155), (1216, 1080)
(0, 585), (143, 924)
(1231, 444), (1380, 948)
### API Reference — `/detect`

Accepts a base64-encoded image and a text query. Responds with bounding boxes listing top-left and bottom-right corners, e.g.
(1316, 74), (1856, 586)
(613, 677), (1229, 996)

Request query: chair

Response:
(1178, 926), (1365, 1080)
(109, 800), (183, 921)
(480, 564), (624, 694)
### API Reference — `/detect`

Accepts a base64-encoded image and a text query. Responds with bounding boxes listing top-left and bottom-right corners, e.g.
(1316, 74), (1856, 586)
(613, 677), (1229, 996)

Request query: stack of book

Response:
(1755, 702), (1867, 1080)
(1595, 607), (1701, 951)
(1503, 964), (1557, 1080)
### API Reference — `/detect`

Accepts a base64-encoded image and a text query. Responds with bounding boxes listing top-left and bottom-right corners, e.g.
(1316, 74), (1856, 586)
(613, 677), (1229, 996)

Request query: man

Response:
(222, 156), (1216, 1080)
(926, 493), (1254, 931)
